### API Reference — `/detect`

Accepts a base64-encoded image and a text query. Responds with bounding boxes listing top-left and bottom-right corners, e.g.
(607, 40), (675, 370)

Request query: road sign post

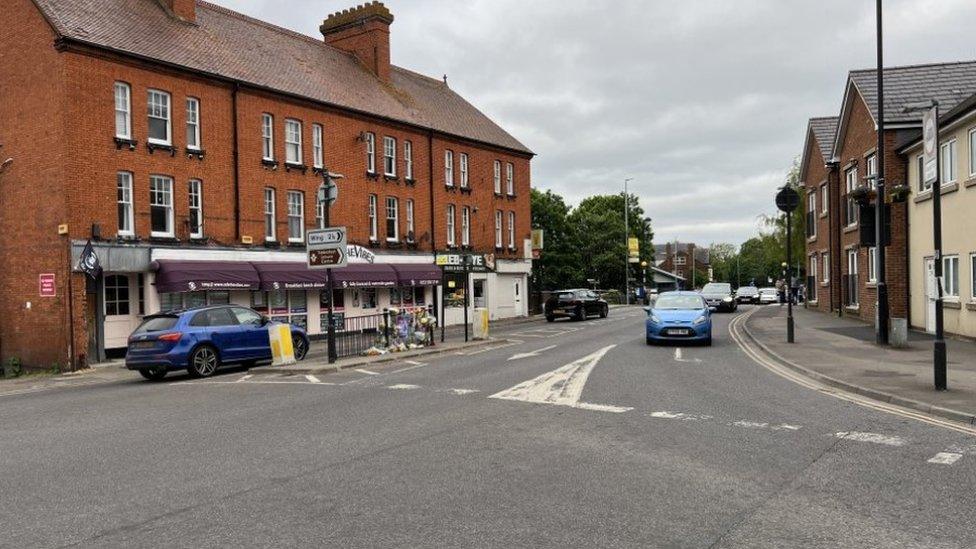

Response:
(310, 170), (345, 364)
(922, 105), (947, 390)
(776, 186), (800, 344)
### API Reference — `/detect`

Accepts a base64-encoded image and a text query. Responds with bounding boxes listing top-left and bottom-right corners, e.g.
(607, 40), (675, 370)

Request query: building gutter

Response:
(427, 129), (436, 254)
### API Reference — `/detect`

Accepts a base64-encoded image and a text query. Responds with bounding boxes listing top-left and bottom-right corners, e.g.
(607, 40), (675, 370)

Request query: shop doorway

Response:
(513, 280), (523, 316)
(103, 273), (143, 352)
(473, 278), (487, 309)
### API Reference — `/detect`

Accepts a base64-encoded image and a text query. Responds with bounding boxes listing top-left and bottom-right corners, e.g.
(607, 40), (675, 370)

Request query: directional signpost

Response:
(311, 169), (345, 364)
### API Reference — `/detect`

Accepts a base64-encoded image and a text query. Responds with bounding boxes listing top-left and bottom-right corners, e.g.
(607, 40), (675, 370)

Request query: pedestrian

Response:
(776, 278), (786, 306)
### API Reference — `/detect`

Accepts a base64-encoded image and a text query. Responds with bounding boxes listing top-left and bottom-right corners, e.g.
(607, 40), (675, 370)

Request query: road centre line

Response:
(834, 431), (907, 447)
(649, 411), (712, 421)
(355, 368), (380, 376)
(305, 375), (321, 384)
(387, 383), (420, 390)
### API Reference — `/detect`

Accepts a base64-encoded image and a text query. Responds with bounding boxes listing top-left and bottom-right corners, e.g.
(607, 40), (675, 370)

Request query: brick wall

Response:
(0, 0), (532, 368)
(801, 134), (832, 312)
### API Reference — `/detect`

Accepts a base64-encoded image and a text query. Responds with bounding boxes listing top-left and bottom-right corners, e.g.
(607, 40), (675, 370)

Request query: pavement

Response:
(2, 305), (975, 547)
(743, 304), (976, 424)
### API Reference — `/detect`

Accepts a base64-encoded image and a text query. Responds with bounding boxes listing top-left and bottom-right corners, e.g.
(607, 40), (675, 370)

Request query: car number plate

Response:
(669, 329), (691, 336)
(133, 341), (155, 349)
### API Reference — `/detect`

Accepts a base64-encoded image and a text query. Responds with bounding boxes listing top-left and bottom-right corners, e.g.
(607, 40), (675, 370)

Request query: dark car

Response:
(735, 286), (760, 304)
(125, 305), (310, 381)
(545, 289), (609, 322)
(699, 282), (738, 312)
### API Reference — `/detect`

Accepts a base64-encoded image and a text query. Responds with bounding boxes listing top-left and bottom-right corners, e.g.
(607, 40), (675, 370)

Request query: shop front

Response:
(436, 252), (531, 325)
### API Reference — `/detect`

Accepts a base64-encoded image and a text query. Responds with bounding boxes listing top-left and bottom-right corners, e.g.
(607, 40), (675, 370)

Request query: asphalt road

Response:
(2, 306), (975, 548)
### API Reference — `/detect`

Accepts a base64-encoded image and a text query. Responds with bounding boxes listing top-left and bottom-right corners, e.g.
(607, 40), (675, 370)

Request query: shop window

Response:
(250, 291), (268, 312)
(209, 291), (230, 305)
(390, 287), (402, 307)
(159, 292), (181, 312)
(445, 273), (466, 308)
(185, 291), (207, 309)
(414, 287), (426, 305)
(320, 288), (346, 332)
(137, 274), (145, 315)
(104, 275), (130, 316)
(360, 288), (377, 309)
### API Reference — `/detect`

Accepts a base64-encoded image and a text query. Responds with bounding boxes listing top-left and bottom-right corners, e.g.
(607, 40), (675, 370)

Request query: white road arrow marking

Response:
(834, 431), (906, 446)
(507, 344), (558, 361)
(673, 347), (701, 363)
(927, 452), (963, 465)
(490, 345), (631, 413)
(649, 411), (712, 421)
(305, 375), (321, 384)
(355, 368), (380, 376)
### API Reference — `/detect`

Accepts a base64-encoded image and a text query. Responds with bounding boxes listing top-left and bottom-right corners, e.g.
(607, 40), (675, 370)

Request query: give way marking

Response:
(489, 345), (631, 413)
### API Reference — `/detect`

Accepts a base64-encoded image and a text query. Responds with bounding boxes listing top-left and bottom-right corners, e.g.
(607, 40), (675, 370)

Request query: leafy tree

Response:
(530, 189), (582, 290)
(567, 193), (654, 293)
(707, 242), (739, 285)
(759, 157), (806, 278)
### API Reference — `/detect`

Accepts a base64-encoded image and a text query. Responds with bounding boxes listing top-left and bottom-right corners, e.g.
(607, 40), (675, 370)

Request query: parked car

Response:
(125, 305), (310, 380)
(545, 289), (609, 322)
(757, 287), (779, 304)
(699, 282), (738, 312)
(735, 285), (760, 304)
(645, 291), (713, 346)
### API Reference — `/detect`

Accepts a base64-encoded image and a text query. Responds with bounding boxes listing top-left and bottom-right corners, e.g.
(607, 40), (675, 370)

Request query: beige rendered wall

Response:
(906, 110), (976, 338)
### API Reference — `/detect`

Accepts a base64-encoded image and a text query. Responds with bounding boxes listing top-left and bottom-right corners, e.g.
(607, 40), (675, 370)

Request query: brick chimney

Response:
(320, 2), (394, 82)
(161, 0), (195, 22)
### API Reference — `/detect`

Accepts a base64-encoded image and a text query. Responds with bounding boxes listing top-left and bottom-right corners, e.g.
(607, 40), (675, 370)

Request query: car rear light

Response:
(158, 332), (182, 343)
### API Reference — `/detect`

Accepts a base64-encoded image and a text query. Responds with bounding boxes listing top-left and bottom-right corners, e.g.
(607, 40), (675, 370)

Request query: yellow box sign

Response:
(628, 237), (640, 257)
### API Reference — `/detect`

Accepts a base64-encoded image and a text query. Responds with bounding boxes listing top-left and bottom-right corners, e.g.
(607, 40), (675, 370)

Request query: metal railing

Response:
(324, 307), (437, 358)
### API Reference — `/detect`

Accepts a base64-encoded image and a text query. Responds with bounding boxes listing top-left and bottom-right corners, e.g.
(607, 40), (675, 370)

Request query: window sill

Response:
(404, 178), (417, 187)
(386, 240), (403, 249)
(965, 177), (976, 188)
(965, 302), (976, 312)
(287, 241), (305, 247)
(368, 240), (382, 248)
(444, 185), (457, 192)
(262, 159), (279, 170)
(820, 212), (828, 219)
(845, 305), (860, 312)
(366, 171), (380, 181)
(383, 174), (398, 182)
(148, 235), (179, 244)
(114, 137), (138, 151)
(284, 163), (307, 174)
(821, 281), (830, 287)
(188, 236), (207, 243)
(146, 142), (176, 156)
(264, 240), (280, 248)
(807, 300), (818, 306)
(185, 147), (205, 160)
(843, 224), (858, 234)
(807, 235), (817, 243)
(493, 192), (504, 199)
(944, 300), (962, 310)
(312, 166), (326, 175)
(506, 194), (517, 200)
(460, 187), (472, 195)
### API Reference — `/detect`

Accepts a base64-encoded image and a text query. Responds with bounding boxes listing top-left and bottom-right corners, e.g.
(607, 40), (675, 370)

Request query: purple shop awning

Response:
(392, 264), (442, 286)
(251, 262), (327, 291)
(330, 263), (398, 288)
(151, 260), (261, 293)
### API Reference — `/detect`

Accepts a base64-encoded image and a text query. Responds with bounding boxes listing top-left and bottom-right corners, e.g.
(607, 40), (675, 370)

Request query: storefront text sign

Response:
(39, 273), (56, 297)
(436, 252), (494, 273)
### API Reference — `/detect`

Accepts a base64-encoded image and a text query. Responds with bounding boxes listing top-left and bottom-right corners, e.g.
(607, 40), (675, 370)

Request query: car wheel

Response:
(546, 315), (555, 323)
(575, 305), (585, 321)
(138, 367), (167, 381)
(187, 345), (220, 378)
(600, 305), (608, 319)
(292, 333), (309, 361)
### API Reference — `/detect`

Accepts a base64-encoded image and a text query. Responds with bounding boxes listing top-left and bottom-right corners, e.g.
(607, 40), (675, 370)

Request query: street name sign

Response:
(307, 226), (348, 269)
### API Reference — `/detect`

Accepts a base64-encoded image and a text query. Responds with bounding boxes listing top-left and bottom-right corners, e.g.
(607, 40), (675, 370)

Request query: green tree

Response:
(760, 157), (806, 277)
(707, 243), (739, 285)
(530, 188), (581, 290)
(567, 193), (654, 293)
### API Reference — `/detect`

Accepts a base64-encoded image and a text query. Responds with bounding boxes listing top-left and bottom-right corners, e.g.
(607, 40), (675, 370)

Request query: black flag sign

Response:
(78, 240), (102, 279)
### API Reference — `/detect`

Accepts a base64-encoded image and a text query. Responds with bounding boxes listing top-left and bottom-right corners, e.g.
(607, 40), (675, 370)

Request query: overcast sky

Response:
(215, 0), (976, 246)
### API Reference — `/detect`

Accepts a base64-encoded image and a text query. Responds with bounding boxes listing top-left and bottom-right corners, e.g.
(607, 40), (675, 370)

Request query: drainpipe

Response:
(232, 83), (241, 241)
(427, 129), (436, 253)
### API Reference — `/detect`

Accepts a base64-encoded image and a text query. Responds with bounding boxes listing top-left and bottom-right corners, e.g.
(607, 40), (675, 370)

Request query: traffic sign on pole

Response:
(307, 226), (347, 270)
(922, 106), (938, 185)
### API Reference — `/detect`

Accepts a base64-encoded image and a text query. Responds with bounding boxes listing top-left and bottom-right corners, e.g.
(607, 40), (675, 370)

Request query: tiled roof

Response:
(31, 0), (532, 154)
(653, 243), (709, 264)
(808, 117), (838, 161)
(849, 60), (976, 124)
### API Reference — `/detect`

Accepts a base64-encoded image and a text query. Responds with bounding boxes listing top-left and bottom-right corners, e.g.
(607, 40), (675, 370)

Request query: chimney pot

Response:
(321, 2), (394, 82)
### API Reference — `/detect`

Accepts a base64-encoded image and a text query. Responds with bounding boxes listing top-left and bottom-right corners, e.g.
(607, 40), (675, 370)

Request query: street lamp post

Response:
(903, 100), (946, 390)
(776, 186), (800, 344)
(318, 170), (340, 364)
(624, 178), (633, 305)
(874, 0), (890, 345)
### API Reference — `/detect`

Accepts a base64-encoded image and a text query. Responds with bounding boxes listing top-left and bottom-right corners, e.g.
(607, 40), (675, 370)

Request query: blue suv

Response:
(125, 305), (310, 380)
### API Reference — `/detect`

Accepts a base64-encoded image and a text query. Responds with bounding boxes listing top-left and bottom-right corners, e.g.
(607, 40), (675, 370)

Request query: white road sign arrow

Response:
(507, 344), (557, 361)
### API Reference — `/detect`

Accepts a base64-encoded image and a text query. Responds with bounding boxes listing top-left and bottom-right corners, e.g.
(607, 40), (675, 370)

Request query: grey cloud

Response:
(217, 0), (976, 245)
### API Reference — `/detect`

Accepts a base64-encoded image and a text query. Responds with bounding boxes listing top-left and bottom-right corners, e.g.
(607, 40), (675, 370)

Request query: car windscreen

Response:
(738, 287), (758, 293)
(133, 315), (178, 334)
(759, 288), (777, 294)
(701, 283), (731, 293)
(555, 292), (576, 300)
(654, 295), (705, 309)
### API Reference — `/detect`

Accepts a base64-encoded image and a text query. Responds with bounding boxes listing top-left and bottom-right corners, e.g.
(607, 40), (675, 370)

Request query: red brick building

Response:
(0, 0), (534, 368)
(800, 61), (976, 329)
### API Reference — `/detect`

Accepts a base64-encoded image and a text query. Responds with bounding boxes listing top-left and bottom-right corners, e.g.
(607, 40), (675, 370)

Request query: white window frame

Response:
(675, 256), (687, 266)
(147, 89), (171, 145)
(493, 160), (502, 194)
(264, 188), (276, 241)
(971, 253), (976, 301)
(312, 124), (323, 169)
(188, 179), (203, 239)
(368, 194), (378, 241)
(446, 204), (456, 246)
(866, 154), (877, 189)
(460, 153), (469, 188)
(820, 184), (828, 214)
(847, 248), (859, 306)
(383, 136), (396, 177)
(404, 140), (413, 180)
(262, 114), (274, 161)
(445, 150), (454, 186)
(506, 162), (514, 195)
(405, 199), (415, 241)
(868, 246), (878, 283)
(943, 255), (960, 299)
(810, 254), (818, 285)
(287, 191), (304, 243)
(822, 252), (830, 284)
(917, 154), (928, 192)
(365, 132), (376, 173)
(508, 211), (515, 249)
(114, 82), (131, 139)
(941, 139), (957, 185)
(494, 210), (503, 248)
(149, 175), (174, 237)
(845, 167), (858, 226)
(186, 97), (201, 150)
(461, 206), (470, 246)
(385, 196), (399, 242)
(117, 171), (134, 237)
(969, 128), (976, 178)
(285, 119), (302, 165)
(807, 192), (816, 238)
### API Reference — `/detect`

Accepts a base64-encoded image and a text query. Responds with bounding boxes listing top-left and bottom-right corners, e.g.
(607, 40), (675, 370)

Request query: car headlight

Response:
(649, 314), (662, 324)
(723, 296), (733, 302)
(693, 314), (708, 325)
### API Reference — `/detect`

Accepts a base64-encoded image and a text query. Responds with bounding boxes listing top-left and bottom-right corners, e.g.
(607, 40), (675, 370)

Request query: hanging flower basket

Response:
(851, 186), (875, 205)
(890, 184), (911, 203)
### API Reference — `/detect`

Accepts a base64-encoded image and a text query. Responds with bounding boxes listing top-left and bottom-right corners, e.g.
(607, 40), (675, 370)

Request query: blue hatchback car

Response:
(645, 291), (713, 346)
(125, 305), (310, 380)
